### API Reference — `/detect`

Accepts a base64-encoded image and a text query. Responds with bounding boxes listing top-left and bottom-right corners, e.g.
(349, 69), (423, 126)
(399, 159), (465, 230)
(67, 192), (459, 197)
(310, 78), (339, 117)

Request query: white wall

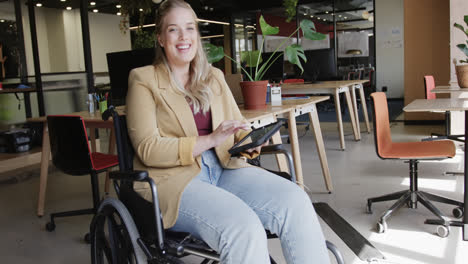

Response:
(375, 0), (405, 98)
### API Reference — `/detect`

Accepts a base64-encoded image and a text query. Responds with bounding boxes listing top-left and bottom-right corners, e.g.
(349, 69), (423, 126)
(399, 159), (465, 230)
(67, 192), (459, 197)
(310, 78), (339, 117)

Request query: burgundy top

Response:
(190, 104), (212, 136)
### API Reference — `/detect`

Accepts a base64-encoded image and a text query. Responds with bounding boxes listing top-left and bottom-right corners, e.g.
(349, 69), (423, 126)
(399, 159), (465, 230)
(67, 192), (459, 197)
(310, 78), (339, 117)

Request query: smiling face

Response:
(158, 7), (198, 70)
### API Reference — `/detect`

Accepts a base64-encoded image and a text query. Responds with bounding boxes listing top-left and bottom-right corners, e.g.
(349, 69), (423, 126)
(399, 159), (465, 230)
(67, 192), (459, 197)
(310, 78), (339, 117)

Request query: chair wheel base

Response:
(46, 222), (55, 232)
(453, 206), (464, 219)
(376, 221), (387, 233)
(436, 225), (450, 238)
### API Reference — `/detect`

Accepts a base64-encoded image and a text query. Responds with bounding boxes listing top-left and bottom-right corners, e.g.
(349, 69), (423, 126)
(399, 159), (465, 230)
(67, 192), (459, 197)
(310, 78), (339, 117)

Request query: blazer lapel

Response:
(155, 67), (198, 137)
(210, 77), (223, 130)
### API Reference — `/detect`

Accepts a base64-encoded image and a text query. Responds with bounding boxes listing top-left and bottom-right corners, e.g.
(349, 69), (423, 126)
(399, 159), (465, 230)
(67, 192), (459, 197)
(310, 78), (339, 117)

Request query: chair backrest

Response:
(224, 73), (243, 104)
(370, 92), (393, 159)
(424, 75), (436, 100)
(47, 115), (94, 175)
(283, 79), (304, 83)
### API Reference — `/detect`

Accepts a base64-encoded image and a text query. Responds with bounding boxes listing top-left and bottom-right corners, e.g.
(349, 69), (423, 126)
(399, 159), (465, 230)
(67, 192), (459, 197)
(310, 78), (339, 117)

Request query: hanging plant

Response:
(283, 0), (298, 22)
(119, 0), (154, 33)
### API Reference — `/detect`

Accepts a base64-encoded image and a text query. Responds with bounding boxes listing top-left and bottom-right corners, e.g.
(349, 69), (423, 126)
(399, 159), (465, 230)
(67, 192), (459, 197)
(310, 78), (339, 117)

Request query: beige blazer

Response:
(126, 64), (252, 228)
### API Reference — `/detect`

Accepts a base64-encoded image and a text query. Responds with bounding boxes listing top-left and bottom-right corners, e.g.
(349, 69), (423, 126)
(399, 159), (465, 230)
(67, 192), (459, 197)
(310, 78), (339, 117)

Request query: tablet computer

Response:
(228, 120), (284, 156)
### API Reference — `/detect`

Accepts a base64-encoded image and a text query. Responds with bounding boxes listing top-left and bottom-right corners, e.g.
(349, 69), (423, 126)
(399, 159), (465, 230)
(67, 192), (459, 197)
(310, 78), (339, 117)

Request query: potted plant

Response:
(206, 15), (326, 109)
(454, 15), (468, 88)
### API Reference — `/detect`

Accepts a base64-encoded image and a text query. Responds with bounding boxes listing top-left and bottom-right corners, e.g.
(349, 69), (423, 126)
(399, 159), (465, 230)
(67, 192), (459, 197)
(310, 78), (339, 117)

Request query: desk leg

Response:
(37, 124), (50, 217)
(89, 128), (97, 152)
(464, 111), (468, 241)
(333, 91), (346, 150)
(358, 85), (371, 133)
(104, 129), (116, 195)
(309, 106), (333, 192)
(350, 86), (361, 138)
(287, 109), (304, 189)
(344, 89), (360, 141)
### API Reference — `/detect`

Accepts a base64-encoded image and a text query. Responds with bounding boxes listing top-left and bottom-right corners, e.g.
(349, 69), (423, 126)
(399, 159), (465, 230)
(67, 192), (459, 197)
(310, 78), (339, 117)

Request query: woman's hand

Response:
(210, 120), (250, 148)
(193, 120), (249, 157)
(244, 140), (269, 154)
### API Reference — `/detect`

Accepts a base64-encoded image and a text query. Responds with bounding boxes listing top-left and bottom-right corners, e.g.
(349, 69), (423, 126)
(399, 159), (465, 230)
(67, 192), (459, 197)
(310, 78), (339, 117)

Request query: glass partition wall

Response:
(298, 0), (375, 86)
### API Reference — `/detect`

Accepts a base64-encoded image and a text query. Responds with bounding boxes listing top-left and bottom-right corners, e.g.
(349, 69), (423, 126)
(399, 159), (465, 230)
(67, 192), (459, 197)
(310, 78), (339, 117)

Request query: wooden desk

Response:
(404, 98), (468, 241)
(28, 110), (115, 217)
(282, 80), (369, 150)
(241, 96), (333, 192)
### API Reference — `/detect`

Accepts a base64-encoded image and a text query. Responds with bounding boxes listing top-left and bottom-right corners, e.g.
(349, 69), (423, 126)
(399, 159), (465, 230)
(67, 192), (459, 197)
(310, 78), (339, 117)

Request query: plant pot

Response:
(240, 81), (268, 110)
(456, 64), (468, 88)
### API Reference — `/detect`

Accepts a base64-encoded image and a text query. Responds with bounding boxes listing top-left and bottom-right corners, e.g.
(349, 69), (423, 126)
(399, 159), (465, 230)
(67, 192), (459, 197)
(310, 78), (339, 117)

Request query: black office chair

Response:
(45, 115), (119, 239)
(90, 106), (344, 264)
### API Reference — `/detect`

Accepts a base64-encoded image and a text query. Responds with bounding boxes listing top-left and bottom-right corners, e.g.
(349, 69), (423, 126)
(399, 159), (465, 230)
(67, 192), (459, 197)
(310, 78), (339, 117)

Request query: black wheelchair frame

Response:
(90, 105), (344, 264)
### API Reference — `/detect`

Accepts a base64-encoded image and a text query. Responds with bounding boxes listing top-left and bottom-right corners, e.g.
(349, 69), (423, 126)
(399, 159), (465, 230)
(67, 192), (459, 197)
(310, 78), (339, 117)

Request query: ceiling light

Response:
(344, 17), (347, 19)
(60, 0), (66, 2)
(338, 15), (342, 17)
(153, 0), (162, 3)
(323, 19), (327, 21)
(116, 5), (121, 8)
(0, 20), (4, 23)
(90, 2), (96, 6)
(325, 11), (329, 14)
(310, 15), (313, 18)
(209, 7), (213, 11)
(66, 6), (72, 10)
(368, 15), (374, 22)
(36, 3), (42, 7)
(139, 8), (143, 12)
(93, 9), (98, 13)
(117, 12), (121, 16)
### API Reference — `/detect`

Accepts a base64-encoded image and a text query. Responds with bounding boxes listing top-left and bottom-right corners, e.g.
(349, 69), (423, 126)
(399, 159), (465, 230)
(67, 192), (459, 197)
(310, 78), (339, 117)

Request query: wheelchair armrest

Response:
(259, 144), (296, 184)
(109, 170), (149, 181)
(259, 144), (286, 155)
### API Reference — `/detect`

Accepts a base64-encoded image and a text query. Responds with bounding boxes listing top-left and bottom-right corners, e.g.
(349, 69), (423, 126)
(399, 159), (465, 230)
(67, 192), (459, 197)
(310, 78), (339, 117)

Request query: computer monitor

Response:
(245, 52), (284, 82)
(299, 48), (337, 82)
(106, 48), (155, 106)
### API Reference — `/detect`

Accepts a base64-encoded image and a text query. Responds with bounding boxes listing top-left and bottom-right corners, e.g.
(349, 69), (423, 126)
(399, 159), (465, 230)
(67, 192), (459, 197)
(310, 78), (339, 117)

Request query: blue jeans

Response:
(169, 150), (330, 264)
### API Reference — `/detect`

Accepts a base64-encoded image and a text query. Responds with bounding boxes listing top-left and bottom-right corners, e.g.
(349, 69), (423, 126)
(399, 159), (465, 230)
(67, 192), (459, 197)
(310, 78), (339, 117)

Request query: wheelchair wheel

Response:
(90, 198), (146, 264)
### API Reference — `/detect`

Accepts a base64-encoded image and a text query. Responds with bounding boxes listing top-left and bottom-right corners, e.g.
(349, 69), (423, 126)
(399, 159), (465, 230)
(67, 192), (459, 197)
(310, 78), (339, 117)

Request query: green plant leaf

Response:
(285, 44), (307, 73)
(283, 0), (298, 22)
(203, 43), (224, 64)
(465, 15), (468, 27)
(300, 19), (327, 40)
(454, 22), (468, 38)
(456, 44), (468, 57)
(241, 50), (262, 67)
(260, 15), (280, 36)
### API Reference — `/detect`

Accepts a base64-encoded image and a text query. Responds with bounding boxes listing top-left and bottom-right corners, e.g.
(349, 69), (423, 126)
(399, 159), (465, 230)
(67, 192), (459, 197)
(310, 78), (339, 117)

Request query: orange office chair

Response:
(366, 92), (464, 237)
(45, 115), (119, 240)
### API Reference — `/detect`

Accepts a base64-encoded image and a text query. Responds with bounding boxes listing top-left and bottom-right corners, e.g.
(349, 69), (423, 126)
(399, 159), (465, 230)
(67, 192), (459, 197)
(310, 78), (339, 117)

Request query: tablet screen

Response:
(229, 121), (283, 155)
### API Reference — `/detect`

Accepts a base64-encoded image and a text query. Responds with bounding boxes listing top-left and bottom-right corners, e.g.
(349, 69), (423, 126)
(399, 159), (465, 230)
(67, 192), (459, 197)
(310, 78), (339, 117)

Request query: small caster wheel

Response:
(84, 233), (90, 244)
(436, 225), (450, 238)
(366, 202), (372, 214)
(376, 221), (387, 233)
(46, 222), (55, 232)
(453, 206), (464, 219)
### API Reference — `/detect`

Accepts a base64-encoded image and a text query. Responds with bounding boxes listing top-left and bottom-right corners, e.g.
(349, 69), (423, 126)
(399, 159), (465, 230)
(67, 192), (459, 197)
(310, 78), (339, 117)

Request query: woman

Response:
(126, 0), (330, 263)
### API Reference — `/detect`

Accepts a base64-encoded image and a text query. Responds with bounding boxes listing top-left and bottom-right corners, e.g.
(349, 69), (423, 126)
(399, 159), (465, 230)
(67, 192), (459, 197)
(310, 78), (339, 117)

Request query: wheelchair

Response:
(90, 105), (345, 264)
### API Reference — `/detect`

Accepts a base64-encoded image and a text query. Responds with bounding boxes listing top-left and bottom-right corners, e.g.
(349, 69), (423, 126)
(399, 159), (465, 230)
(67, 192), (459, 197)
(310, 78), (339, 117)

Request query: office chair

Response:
(90, 106), (344, 264)
(366, 92), (464, 238)
(45, 115), (119, 239)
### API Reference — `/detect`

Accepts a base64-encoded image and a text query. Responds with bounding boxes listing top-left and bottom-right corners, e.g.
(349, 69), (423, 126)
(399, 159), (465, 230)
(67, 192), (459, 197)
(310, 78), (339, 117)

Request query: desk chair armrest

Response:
(259, 144), (296, 184)
(109, 170), (149, 181)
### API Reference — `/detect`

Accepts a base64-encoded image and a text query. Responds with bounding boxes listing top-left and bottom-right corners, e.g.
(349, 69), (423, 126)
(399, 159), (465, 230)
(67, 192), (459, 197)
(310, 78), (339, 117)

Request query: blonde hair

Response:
(154, 0), (213, 114)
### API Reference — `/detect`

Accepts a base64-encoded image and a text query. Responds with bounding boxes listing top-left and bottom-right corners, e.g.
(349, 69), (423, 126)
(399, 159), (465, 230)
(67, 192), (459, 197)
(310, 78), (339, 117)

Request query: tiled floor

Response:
(1, 118), (467, 264)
